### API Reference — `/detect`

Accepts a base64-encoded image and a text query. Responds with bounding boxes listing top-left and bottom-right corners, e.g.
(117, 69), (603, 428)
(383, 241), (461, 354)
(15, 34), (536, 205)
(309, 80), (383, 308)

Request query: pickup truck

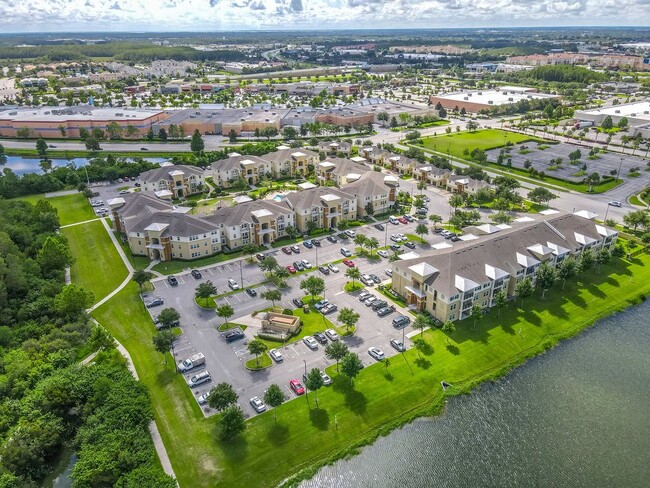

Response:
(177, 352), (205, 372)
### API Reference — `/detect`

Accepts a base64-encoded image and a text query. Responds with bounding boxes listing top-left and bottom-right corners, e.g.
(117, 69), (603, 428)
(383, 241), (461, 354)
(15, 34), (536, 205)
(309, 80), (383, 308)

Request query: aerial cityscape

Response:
(0, 7), (648, 488)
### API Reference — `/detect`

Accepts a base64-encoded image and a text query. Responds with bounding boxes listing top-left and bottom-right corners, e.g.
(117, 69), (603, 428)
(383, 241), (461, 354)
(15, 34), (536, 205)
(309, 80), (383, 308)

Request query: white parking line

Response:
(207, 268), (214, 276)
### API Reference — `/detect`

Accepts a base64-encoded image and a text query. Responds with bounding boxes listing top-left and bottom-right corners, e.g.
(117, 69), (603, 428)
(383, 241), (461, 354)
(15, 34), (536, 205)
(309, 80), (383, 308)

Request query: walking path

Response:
(60, 217), (103, 229)
(45, 189), (80, 198)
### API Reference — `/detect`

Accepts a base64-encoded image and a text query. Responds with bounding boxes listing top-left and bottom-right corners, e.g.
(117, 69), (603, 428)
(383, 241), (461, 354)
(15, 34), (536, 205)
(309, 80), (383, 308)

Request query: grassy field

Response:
(63, 220), (128, 303)
(418, 129), (544, 159)
(88, 241), (650, 488)
(18, 192), (96, 226)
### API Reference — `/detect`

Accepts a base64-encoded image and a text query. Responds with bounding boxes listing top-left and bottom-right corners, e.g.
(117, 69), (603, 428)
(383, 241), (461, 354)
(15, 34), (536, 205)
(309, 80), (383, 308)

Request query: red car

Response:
(281, 247), (292, 254)
(289, 379), (305, 395)
(342, 259), (355, 267)
(397, 217), (408, 224)
(286, 265), (297, 274)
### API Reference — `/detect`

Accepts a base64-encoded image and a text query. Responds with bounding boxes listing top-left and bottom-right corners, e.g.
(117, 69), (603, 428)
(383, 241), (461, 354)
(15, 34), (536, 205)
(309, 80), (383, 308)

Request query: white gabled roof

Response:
(573, 210), (598, 220)
(276, 145), (290, 150)
(321, 193), (341, 202)
(546, 241), (571, 256)
(350, 156), (366, 163)
(476, 223), (501, 234)
(459, 233), (479, 241)
(514, 216), (535, 223)
(575, 232), (597, 245)
(539, 209), (560, 215)
(233, 195), (253, 204)
(107, 197), (126, 207)
(168, 170), (185, 176)
(319, 161), (336, 168)
(251, 209), (273, 218)
(240, 159), (256, 166)
(383, 175), (399, 184)
(527, 243), (554, 257)
(144, 222), (169, 232)
(595, 225), (617, 237)
(432, 242), (453, 250)
(408, 262), (438, 278)
(516, 252), (540, 267)
(455, 274), (480, 292)
(485, 264), (509, 280)
(161, 161), (174, 167)
(346, 173), (362, 181)
(397, 251), (420, 260)
(297, 182), (317, 190)
(291, 151), (307, 157)
(155, 190), (174, 199)
(228, 151), (242, 157)
(495, 223), (512, 230)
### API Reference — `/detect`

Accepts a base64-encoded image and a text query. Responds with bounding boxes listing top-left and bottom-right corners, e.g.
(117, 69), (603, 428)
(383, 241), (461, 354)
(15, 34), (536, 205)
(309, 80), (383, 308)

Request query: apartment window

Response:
(449, 314), (455, 321)
(450, 304), (457, 311)
(138, 241), (141, 245)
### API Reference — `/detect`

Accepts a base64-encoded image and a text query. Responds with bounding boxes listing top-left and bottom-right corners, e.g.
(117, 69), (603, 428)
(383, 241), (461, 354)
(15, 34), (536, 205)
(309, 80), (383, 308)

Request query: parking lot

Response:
(141, 216), (462, 417)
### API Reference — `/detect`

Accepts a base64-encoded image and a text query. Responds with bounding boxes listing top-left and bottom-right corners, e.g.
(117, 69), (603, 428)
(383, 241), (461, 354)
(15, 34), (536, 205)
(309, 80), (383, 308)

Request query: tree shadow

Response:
(309, 408), (330, 430)
(522, 309), (542, 326)
(586, 283), (606, 299)
(266, 422), (290, 447)
(343, 387), (367, 415)
(156, 369), (176, 387)
(384, 372), (394, 381)
(217, 432), (249, 463)
(414, 357), (432, 369)
(446, 344), (460, 355)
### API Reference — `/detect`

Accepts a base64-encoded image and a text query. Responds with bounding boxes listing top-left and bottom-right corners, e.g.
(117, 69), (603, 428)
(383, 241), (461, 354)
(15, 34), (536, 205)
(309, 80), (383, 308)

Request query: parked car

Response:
(270, 349), (284, 362)
(154, 315), (179, 329)
(340, 247), (352, 257)
(227, 278), (239, 290)
(225, 330), (244, 342)
(328, 263), (340, 273)
(385, 269), (393, 277)
(374, 223), (385, 231)
(187, 371), (211, 388)
(145, 297), (164, 308)
(368, 347), (385, 361)
(314, 332), (328, 344)
(325, 329), (339, 341)
(250, 396), (267, 413)
(377, 306), (395, 317)
(404, 214), (415, 222)
(319, 265), (330, 275)
(451, 236), (461, 242)
(289, 379), (305, 395)
(398, 217), (408, 224)
(358, 291), (371, 301)
(245, 288), (257, 297)
(303, 336), (318, 349)
(167, 275), (179, 286)
(361, 274), (374, 286)
(301, 259), (312, 269)
(390, 244), (401, 252)
(293, 261), (305, 271)
(292, 298), (303, 308)
(256, 253), (266, 261)
(290, 245), (301, 253)
(191, 269), (202, 279)
(287, 265), (297, 274)
(197, 392), (210, 405)
(321, 303), (338, 315)
(392, 315), (411, 329)
(326, 235), (338, 243)
(389, 216), (399, 225)
(313, 239), (321, 247)
(390, 234), (401, 242)
(134, 182), (141, 187)
(282, 247), (292, 254)
(178, 352), (206, 372)
(319, 370), (332, 386)
(303, 240), (314, 249)
(377, 250), (389, 258)
(314, 299), (329, 310)
(345, 230), (356, 238)
(369, 274), (381, 284)
(390, 339), (406, 352)
(342, 259), (355, 267)
(608, 201), (622, 207)
(396, 233), (406, 241)
(404, 241), (416, 249)
(364, 296), (377, 307)
(371, 300), (388, 311)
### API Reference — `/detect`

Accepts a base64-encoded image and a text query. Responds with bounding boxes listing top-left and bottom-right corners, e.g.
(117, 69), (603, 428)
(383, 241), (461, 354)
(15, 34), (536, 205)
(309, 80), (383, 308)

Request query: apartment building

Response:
(315, 157), (371, 185)
(284, 186), (357, 232)
(359, 146), (394, 166)
(391, 213), (618, 323)
(415, 164), (452, 187)
(446, 175), (491, 196)
(387, 155), (418, 175)
(317, 140), (352, 156)
(212, 154), (273, 187)
(140, 164), (205, 199)
(256, 146), (319, 177)
(341, 171), (398, 217)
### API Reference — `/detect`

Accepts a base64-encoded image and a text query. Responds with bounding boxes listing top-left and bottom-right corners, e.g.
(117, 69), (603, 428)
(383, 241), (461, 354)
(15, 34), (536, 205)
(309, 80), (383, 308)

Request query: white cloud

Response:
(0, 0), (648, 31)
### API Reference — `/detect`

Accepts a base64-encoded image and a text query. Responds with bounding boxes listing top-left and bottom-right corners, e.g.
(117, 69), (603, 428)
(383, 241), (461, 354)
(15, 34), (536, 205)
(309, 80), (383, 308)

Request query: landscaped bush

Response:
(282, 308), (294, 315)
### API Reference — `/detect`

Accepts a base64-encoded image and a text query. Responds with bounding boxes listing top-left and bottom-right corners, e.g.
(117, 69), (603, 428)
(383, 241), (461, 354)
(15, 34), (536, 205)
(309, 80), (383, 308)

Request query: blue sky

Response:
(1, 0), (648, 32)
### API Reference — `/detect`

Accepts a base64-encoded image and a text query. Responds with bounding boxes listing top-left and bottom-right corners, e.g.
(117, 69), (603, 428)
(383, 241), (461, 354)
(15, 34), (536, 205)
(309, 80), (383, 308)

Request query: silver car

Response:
(368, 347), (385, 361)
(250, 396), (266, 413)
(198, 391), (210, 405)
(269, 349), (284, 362)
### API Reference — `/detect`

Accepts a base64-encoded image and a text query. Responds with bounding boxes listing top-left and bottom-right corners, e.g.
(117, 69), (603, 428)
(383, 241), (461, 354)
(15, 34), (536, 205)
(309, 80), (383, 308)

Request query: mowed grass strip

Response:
(418, 129), (545, 159)
(18, 192), (97, 226)
(91, 250), (650, 488)
(63, 219), (128, 302)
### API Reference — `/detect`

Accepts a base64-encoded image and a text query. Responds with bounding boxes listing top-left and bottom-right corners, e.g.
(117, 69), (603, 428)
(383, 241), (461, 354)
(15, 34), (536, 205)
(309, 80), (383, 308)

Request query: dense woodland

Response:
(0, 199), (175, 487)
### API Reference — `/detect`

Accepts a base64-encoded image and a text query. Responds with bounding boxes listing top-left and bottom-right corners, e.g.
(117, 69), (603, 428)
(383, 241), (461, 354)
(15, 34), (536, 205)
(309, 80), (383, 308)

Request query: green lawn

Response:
(245, 354), (272, 370)
(418, 129), (545, 159)
(63, 220), (128, 303)
(18, 192), (96, 226)
(152, 250), (259, 275)
(91, 244), (650, 488)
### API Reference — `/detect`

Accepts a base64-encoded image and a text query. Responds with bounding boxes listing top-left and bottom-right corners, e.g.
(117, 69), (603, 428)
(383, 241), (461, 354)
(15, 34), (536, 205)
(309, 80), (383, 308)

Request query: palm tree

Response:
(366, 237), (379, 256)
(345, 267), (361, 286)
(337, 307), (360, 334)
(247, 339), (268, 368)
(354, 234), (368, 253)
(216, 304), (234, 326)
(195, 280), (217, 304)
(413, 314), (429, 337)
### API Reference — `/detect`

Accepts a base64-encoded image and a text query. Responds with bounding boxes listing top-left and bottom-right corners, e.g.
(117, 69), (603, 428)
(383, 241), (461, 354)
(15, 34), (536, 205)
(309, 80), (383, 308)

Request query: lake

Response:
(3, 156), (167, 175)
(302, 301), (650, 488)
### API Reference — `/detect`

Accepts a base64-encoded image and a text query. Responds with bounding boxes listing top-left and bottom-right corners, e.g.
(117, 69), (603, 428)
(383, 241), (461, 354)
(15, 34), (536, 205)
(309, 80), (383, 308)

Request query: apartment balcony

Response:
(258, 227), (274, 235)
(146, 243), (165, 250)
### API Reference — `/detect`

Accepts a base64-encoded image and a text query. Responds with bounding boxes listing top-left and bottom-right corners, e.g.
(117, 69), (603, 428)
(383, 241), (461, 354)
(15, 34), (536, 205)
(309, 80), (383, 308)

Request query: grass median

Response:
(88, 243), (650, 488)
(18, 192), (96, 226)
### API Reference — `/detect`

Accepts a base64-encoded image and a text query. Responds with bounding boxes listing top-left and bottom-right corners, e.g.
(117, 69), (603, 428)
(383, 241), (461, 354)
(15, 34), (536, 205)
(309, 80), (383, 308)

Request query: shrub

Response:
(282, 308), (294, 315)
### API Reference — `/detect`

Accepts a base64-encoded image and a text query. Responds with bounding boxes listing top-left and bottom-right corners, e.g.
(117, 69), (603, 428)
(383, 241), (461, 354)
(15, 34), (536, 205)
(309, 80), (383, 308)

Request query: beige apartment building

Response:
(285, 187), (357, 232)
(391, 213), (618, 323)
(140, 164), (205, 199)
(212, 154), (273, 187)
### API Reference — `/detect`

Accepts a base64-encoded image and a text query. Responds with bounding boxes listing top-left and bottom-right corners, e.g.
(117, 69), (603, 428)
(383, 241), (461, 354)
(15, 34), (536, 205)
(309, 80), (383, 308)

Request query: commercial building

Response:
(390, 213), (618, 322)
(428, 87), (557, 113)
(574, 101), (650, 138)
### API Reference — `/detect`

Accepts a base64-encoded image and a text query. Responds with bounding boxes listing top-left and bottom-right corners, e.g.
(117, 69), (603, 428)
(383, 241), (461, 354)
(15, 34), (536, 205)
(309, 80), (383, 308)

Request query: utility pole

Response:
(239, 259), (244, 290)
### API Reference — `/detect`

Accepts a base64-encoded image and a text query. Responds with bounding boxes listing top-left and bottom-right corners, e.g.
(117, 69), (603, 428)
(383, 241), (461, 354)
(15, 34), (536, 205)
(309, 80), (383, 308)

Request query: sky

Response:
(0, 0), (649, 32)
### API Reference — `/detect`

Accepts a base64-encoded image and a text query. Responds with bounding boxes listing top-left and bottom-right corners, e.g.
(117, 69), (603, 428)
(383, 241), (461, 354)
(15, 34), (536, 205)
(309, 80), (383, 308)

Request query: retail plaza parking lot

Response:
(142, 218), (457, 418)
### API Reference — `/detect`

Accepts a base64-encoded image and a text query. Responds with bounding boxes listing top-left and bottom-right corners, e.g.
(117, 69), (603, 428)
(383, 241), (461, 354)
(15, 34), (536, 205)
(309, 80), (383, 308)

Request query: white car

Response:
(303, 336), (318, 349)
(320, 370), (332, 386)
(250, 396), (266, 413)
(228, 278), (239, 290)
(345, 230), (356, 238)
(608, 201), (622, 207)
(396, 233), (406, 241)
(390, 234), (401, 242)
(325, 329), (339, 341)
(301, 259), (313, 268)
(377, 250), (389, 258)
(340, 247), (352, 257)
(368, 347), (385, 361)
(197, 391), (210, 405)
(360, 274), (374, 286)
(269, 349), (283, 362)
(328, 263), (340, 273)
(385, 268), (393, 277)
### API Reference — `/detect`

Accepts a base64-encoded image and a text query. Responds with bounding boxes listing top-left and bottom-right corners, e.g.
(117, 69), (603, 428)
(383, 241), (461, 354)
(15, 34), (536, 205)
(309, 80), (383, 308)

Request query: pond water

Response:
(3, 156), (167, 175)
(302, 301), (650, 488)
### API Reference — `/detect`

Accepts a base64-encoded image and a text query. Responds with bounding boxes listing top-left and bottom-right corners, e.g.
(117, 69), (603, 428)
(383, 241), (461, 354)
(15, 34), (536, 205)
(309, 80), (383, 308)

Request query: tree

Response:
(515, 277), (534, 308)
(340, 353), (363, 385)
(158, 128), (168, 141)
(263, 384), (285, 422)
(429, 214), (443, 228)
(580, 248), (595, 272)
(364, 201), (375, 216)
(259, 256), (279, 276)
(441, 320), (456, 345)
(38, 236), (74, 274)
(0, 143), (6, 166)
(617, 117), (628, 129)
(300, 276), (325, 303)
(247, 339), (268, 368)
(58, 125), (67, 137)
(84, 136), (101, 151)
(354, 234), (367, 252)
(493, 290), (507, 317)
(282, 126), (297, 140)
(216, 304), (234, 325)
(601, 115), (613, 130)
(366, 236), (379, 255)
(241, 243), (258, 262)
(53, 284), (94, 319)
(527, 187), (557, 208)
(132, 269), (154, 293)
(449, 194), (464, 213)
(469, 304), (483, 328)
(337, 307), (360, 334)
(536, 262), (557, 298)
(228, 129), (238, 143)
(415, 223), (428, 243)
(345, 266), (361, 286)
(623, 210), (650, 232)
(584, 172), (601, 192)
(413, 314), (429, 337)
(325, 340), (349, 372)
(305, 368), (324, 408)
(195, 280), (217, 302)
(35, 138), (48, 157)
(152, 330), (174, 363)
(157, 307), (180, 329)
(208, 382), (238, 411)
(39, 158), (52, 174)
(260, 289), (281, 306)
(285, 225), (298, 240)
(106, 121), (123, 140)
(190, 129), (204, 155)
(218, 405), (246, 441)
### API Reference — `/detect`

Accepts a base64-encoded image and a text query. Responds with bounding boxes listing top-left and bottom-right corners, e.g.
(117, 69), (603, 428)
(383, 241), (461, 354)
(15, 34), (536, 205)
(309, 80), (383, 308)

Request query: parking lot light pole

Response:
(315, 245), (319, 267)
(303, 359), (307, 377)
(239, 259), (244, 290)
(384, 220), (388, 248)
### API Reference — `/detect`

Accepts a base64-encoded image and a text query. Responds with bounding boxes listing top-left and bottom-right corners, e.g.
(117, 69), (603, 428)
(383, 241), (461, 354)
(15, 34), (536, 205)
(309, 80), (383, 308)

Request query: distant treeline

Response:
(0, 42), (250, 62)
(510, 65), (608, 84)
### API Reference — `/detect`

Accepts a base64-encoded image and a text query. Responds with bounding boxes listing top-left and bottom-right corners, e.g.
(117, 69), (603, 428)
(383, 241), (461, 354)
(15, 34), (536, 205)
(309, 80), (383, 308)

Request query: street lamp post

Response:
(239, 259), (244, 290)
(303, 359), (307, 377)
